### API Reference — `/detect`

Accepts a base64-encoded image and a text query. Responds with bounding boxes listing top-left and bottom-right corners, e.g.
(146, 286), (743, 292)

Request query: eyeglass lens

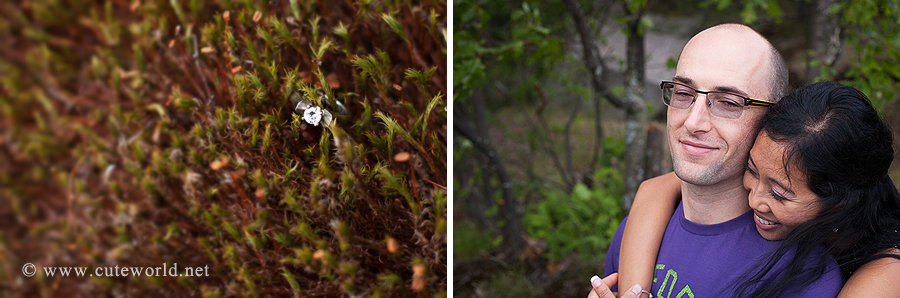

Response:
(662, 83), (746, 119)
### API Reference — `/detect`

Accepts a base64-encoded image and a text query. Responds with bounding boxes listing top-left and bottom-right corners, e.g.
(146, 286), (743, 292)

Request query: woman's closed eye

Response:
(745, 165), (758, 177)
(769, 189), (788, 201)
(747, 164), (789, 201)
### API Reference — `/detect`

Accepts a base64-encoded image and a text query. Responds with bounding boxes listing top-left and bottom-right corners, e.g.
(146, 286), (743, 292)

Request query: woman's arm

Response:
(617, 172), (681, 295)
(837, 249), (900, 298)
(586, 273), (643, 298)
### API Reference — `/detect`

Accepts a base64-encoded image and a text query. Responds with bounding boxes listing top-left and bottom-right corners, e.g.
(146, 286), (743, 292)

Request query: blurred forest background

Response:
(453, 0), (900, 296)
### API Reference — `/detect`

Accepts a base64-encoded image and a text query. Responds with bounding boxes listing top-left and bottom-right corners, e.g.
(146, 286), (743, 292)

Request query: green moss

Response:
(1, 0), (446, 296)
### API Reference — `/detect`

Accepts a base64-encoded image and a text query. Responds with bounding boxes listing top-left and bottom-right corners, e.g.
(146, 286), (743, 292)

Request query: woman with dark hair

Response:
(610, 81), (900, 297)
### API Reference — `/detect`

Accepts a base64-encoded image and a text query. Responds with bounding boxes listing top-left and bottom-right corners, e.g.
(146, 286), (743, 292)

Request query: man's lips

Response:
(680, 140), (717, 155)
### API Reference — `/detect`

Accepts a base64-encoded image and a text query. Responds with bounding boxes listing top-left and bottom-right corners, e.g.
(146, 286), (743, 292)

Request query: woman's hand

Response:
(586, 273), (644, 298)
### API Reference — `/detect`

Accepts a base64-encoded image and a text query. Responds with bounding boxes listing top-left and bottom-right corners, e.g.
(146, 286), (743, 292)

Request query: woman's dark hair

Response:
(733, 81), (900, 297)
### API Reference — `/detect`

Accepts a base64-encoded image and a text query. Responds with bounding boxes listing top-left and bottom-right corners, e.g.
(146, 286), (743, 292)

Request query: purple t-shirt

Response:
(605, 202), (843, 297)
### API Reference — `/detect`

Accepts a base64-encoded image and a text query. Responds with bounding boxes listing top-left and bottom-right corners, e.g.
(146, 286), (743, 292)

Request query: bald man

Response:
(594, 24), (842, 298)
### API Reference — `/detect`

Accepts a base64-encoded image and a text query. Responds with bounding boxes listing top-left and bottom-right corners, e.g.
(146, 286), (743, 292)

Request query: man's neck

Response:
(681, 178), (751, 225)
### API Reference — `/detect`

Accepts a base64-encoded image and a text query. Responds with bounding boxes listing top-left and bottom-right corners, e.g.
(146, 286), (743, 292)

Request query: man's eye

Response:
(711, 94), (743, 107)
(719, 100), (741, 107)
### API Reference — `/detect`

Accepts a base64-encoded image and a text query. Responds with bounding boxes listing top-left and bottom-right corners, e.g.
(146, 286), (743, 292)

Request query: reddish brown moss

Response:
(0, 0), (446, 296)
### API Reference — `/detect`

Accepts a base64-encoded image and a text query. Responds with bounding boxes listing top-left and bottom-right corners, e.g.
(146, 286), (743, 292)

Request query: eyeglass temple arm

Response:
(746, 98), (774, 107)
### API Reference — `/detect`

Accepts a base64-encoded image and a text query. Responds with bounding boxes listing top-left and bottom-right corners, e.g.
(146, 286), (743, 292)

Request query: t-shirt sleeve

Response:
(604, 217), (628, 292)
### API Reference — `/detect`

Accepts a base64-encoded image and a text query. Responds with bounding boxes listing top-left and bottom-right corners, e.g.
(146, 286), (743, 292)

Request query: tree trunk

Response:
(805, 0), (841, 84)
(622, 9), (648, 212)
(560, 0), (628, 110)
(562, 0), (647, 211)
(472, 90), (496, 229)
(453, 101), (492, 229)
(644, 121), (667, 178)
(454, 107), (525, 254)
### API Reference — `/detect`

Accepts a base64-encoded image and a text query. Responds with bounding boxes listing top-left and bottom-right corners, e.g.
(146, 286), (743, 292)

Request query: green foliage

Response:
(827, 0), (900, 108)
(0, 0), (446, 296)
(474, 267), (536, 297)
(705, 0), (900, 108)
(702, 0), (784, 24)
(453, 0), (564, 104)
(454, 222), (500, 258)
(524, 169), (624, 260)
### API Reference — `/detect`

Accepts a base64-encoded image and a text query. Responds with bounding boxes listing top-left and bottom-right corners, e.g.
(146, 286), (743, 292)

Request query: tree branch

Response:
(533, 84), (576, 190)
(561, 0), (635, 111)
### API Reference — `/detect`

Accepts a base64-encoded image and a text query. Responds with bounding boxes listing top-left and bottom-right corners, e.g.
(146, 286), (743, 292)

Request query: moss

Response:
(0, 0), (446, 296)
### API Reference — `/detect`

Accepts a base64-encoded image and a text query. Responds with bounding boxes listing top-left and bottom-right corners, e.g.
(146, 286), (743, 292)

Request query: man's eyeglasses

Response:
(660, 81), (774, 119)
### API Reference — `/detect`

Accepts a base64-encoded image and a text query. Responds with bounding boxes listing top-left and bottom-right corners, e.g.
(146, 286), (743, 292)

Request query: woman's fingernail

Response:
(629, 284), (642, 295)
(590, 275), (602, 288)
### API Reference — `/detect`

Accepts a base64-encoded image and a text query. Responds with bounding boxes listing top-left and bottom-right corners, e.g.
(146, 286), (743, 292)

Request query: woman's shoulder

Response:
(859, 248), (900, 271)
(838, 248), (900, 298)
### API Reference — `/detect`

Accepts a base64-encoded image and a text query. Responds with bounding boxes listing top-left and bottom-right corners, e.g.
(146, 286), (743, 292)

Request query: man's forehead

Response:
(672, 76), (752, 96)
(675, 35), (772, 99)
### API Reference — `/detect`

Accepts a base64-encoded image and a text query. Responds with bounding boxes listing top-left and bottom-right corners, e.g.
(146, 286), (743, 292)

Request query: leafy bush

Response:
(524, 167), (624, 261)
(452, 222), (498, 259)
(0, 0), (446, 296)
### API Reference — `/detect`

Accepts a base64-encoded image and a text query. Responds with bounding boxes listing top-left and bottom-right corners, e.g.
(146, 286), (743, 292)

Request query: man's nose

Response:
(683, 95), (713, 133)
